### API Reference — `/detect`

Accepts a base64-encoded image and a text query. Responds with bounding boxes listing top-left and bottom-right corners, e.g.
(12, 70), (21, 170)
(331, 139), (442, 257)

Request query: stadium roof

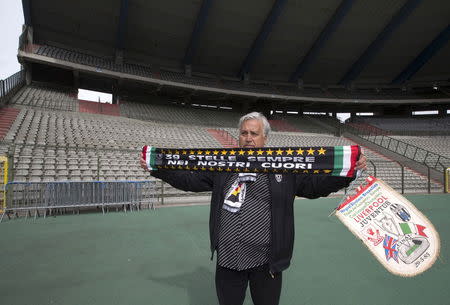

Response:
(23, 0), (450, 86)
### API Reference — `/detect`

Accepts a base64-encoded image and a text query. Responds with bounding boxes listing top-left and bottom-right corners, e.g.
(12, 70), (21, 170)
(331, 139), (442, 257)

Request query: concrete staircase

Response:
(269, 119), (301, 132)
(348, 122), (389, 135)
(207, 129), (238, 148)
(0, 107), (20, 140)
(79, 100), (120, 116)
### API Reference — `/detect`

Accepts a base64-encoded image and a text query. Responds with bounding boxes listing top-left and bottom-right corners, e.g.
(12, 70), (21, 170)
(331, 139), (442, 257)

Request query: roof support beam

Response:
(183, 0), (214, 66)
(392, 24), (450, 84)
(22, 0), (32, 26)
(116, 0), (129, 51)
(238, 0), (287, 78)
(289, 0), (354, 82)
(339, 0), (422, 86)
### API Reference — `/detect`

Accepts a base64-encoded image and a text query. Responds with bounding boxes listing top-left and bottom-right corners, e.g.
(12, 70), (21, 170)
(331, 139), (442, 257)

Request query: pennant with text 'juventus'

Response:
(336, 176), (440, 277)
(142, 145), (360, 176)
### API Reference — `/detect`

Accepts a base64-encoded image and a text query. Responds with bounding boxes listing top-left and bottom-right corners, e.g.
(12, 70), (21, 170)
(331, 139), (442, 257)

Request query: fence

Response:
(8, 154), (444, 195)
(367, 159), (443, 194)
(3, 145), (212, 205)
(344, 124), (450, 173)
(1, 181), (156, 222)
(0, 70), (26, 105)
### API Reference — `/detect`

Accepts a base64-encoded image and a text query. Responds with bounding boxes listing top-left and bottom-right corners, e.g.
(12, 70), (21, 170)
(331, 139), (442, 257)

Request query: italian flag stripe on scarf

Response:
(332, 145), (359, 177)
(142, 145), (360, 177)
(143, 145), (157, 171)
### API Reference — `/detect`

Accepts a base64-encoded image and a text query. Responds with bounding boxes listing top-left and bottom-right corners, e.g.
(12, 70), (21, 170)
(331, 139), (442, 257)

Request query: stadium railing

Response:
(344, 124), (450, 174)
(0, 180), (156, 222)
(367, 159), (439, 194)
(0, 70), (26, 105)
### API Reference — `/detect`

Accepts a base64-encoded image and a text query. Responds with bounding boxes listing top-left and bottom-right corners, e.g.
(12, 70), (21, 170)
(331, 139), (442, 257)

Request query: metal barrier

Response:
(365, 159), (442, 194)
(1, 181), (156, 221)
(0, 70), (25, 105)
(344, 124), (450, 173)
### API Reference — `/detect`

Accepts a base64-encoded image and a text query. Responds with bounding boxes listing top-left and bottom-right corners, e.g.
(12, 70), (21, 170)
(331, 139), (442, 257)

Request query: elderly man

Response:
(140, 112), (367, 305)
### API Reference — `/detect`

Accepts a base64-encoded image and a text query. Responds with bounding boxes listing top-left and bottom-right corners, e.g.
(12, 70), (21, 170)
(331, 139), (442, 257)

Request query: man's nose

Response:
(245, 134), (253, 142)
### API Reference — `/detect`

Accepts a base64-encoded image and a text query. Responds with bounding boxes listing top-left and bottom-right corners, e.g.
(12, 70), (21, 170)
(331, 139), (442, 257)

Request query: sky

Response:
(0, 1), (23, 79)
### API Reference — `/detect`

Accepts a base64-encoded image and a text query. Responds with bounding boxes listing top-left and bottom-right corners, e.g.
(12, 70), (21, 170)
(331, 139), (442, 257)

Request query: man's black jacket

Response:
(151, 170), (352, 273)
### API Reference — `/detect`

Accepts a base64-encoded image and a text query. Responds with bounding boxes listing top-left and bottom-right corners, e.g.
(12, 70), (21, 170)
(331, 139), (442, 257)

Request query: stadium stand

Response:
(355, 116), (450, 134)
(0, 107), (21, 141)
(0, 70), (25, 107)
(23, 44), (449, 102)
(1, 97), (226, 193)
(342, 116), (450, 173)
(268, 132), (442, 193)
(4, 106), (222, 150)
(283, 116), (335, 134)
(9, 85), (79, 112)
(268, 119), (302, 132)
(206, 129), (238, 148)
(388, 135), (450, 166)
(34, 44), (152, 78)
(219, 127), (442, 193)
(330, 87), (441, 100)
(0, 83), (444, 200)
(79, 100), (120, 116)
(348, 122), (389, 135)
(120, 100), (241, 127)
(160, 69), (221, 88)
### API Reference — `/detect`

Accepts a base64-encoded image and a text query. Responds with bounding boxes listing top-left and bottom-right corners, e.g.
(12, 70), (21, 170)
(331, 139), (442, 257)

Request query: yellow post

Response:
(0, 156), (8, 213)
(446, 167), (450, 194)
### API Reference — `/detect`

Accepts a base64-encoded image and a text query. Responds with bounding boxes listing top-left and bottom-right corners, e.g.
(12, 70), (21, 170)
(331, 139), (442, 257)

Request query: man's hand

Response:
(355, 153), (367, 171)
(140, 156), (151, 173)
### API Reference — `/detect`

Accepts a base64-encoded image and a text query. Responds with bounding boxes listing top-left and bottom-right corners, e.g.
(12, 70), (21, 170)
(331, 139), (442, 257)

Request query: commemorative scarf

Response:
(142, 145), (360, 177)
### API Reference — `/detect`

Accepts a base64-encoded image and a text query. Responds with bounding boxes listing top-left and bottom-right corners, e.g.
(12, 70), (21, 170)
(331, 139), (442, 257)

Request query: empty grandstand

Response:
(1, 85), (445, 195)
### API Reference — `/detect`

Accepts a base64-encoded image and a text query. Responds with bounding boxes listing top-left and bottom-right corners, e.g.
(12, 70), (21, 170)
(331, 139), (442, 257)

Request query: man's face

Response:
(239, 119), (267, 148)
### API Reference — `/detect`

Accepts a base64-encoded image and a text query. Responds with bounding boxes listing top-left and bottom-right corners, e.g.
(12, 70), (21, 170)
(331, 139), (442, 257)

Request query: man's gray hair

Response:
(238, 112), (271, 137)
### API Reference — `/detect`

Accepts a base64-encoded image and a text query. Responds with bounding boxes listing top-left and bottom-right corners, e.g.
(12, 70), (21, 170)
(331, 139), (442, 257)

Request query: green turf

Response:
(0, 194), (448, 305)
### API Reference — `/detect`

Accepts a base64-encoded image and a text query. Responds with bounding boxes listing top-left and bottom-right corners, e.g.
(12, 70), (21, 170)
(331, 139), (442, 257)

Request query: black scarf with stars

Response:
(142, 145), (360, 177)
